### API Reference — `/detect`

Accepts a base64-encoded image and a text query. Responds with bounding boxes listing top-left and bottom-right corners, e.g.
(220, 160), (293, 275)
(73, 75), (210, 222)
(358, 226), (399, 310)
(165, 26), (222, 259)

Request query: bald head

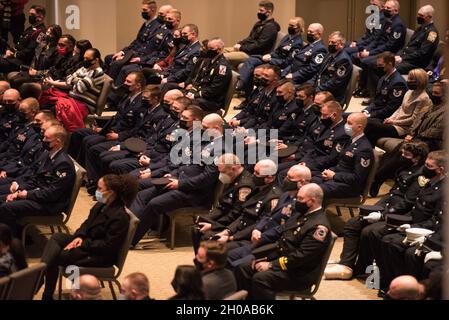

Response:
(202, 113), (224, 136)
(346, 113), (368, 137)
(418, 5), (434, 24)
(308, 23), (324, 38)
(71, 275), (102, 300)
(3, 89), (20, 103)
(298, 183), (324, 209)
(286, 165), (312, 192)
(255, 159), (278, 176)
(164, 89), (184, 106)
(388, 276), (422, 300)
(208, 38), (225, 54)
(158, 4), (173, 16)
(0, 81), (10, 97)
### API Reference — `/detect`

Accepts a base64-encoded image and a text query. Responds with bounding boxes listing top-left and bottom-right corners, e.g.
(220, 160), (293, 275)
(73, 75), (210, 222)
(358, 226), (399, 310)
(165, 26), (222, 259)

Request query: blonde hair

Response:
(408, 68), (429, 92)
(291, 17), (306, 33)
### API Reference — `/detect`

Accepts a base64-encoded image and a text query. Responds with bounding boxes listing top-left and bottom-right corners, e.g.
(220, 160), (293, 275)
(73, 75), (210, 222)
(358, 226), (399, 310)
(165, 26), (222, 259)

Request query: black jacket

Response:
(74, 201), (130, 262)
(239, 18), (281, 55)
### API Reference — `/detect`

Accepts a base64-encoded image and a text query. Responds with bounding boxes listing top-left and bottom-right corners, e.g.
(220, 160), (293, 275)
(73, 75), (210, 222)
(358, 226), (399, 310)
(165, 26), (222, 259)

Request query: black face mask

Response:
(29, 15), (38, 25)
(253, 78), (263, 87)
(321, 117), (333, 127)
(307, 34), (315, 43)
(157, 14), (165, 24)
(407, 81), (418, 90)
(180, 36), (190, 45)
(204, 49), (218, 59)
(276, 95), (286, 104)
(83, 59), (94, 69)
(31, 123), (41, 133)
(161, 103), (171, 113)
(295, 201), (310, 215)
(141, 12), (150, 20)
(253, 176), (266, 187)
(259, 78), (269, 87)
(42, 141), (52, 151)
(430, 95), (443, 106)
(258, 12), (268, 21)
(296, 99), (305, 109)
(170, 110), (179, 120)
(401, 156), (415, 168)
(283, 177), (298, 192)
(288, 27), (297, 35)
(3, 103), (17, 113)
(422, 166), (438, 179)
(45, 35), (56, 44)
(179, 120), (190, 130)
(383, 10), (393, 19)
(165, 21), (174, 30)
(417, 17), (425, 25)
(173, 37), (182, 47)
(328, 44), (338, 54)
(17, 112), (28, 123)
(376, 66), (386, 77)
(141, 99), (152, 109)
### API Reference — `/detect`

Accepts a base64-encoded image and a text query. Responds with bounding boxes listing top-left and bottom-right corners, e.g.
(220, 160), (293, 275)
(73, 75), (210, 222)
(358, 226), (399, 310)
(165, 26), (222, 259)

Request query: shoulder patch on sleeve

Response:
(219, 65), (228, 76)
(361, 158), (371, 168)
(313, 225), (329, 242)
(193, 56), (198, 64)
(337, 66), (347, 77)
(314, 53), (324, 64)
(427, 31), (437, 43)
(393, 89), (403, 98)
(393, 32), (402, 39)
(238, 187), (252, 202)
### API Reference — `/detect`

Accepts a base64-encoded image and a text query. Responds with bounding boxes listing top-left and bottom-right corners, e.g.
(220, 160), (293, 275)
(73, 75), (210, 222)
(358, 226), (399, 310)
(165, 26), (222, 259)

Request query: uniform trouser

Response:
(98, 150), (132, 174)
(365, 119), (402, 146)
(194, 98), (221, 113)
(396, 62), (418, 75)
(339, 217), (372, 269)
(224, 49), (250, 69)
(0, 57), (22, 74)
(68, 128), (95, 164)
(129, 186), (200, 246)
(372, 142), (405, 188)
(234, 261), (309, 300)
(313, 176), (361, 200)
(353, 221), (389, 276)
(85, 141), (119, 182)
(227, 243), (255, 268)
(81, 135), (108, 170)
(107, 58), (132, 80)
(358, 56), (378, 96)
(0, 199), (51, 235)
(379, 232), (409, 290)
(0, 14), (25, 53)
(238, 55), (264, 94)
(40, 233), (111, 298)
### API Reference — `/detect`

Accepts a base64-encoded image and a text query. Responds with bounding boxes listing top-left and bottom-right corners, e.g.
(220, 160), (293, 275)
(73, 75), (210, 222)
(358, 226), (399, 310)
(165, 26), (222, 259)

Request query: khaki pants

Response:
(224, 47), (250, 69)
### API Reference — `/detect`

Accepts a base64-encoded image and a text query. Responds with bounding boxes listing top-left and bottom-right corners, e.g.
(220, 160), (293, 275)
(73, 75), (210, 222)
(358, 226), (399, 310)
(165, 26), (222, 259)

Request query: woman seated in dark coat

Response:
(0, 223), (27, 278)
(169, 265), (205, 300)
(40, 174), (138, 300)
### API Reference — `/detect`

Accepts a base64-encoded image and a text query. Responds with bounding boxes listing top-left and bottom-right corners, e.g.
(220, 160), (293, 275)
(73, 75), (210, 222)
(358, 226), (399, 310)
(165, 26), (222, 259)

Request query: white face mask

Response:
(219, 173), (233, 184)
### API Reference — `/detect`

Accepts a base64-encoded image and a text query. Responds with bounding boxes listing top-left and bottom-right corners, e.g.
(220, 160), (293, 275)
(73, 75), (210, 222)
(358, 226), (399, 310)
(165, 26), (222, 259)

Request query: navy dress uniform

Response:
(129, 138), (220, 246)
(162, 41), (202, 84)
(396, 23), (440, 74)
(261, 99), (298, 130)
(313, 135), (374, 199)
(184, 54), (233, 112)
(353, 175), (444, 277)
(239, 33), (303, 90)
(337, 164), (422, 272)
(363, 69), (407, 121)
(278, 104), (320, 145)
(238, 88), (279, 130)
(0, 149), (76, 234)
(283, 39), (328, 85)
(234, 208), (332, 300)
(106, 19), (163, 79)
(0, 121), (38, 163)
(311, 49), (353, 104)
(233, 87), (265, 125)
(0, 22), (46, 73)
(0, 108), (18, 143)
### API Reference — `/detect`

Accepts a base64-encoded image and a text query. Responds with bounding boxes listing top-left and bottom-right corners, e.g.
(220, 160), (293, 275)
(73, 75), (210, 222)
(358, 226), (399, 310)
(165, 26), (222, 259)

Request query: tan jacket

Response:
(389, 90), (432, 136)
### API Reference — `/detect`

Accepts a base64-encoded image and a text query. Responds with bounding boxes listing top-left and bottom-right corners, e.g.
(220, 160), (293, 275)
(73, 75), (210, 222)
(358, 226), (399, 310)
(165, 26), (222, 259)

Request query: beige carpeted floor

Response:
(29, 97), (386, 300)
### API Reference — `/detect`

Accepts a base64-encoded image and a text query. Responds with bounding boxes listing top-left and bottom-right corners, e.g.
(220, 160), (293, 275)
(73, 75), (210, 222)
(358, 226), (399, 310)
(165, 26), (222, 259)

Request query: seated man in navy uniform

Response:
(129, 107), (219, 246)
(362, 51), (407, 121)
(0, 125), (76, 235)
(312, 112), (374, 200)
(105, 3), (171, 79)
(227, 165), (312, 265)
(0, 88), (20, 144)
(0, 5), (46, 73)
(310, 31), (353, 104)
(394, 5), (439, 75)
(234, 183), (332, 300)
(284, 23), (328, 86)
(324, 141), (429, 281)
(353, 0), (406, 98)
(237, 17), (304, 95)
(144, 23), (201, 86)
(180, 38), (232, 113)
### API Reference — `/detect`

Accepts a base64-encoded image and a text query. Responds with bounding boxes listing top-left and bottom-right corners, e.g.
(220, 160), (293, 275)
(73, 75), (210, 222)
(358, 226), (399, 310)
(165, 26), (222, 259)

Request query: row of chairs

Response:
(0, 263), (46, 300)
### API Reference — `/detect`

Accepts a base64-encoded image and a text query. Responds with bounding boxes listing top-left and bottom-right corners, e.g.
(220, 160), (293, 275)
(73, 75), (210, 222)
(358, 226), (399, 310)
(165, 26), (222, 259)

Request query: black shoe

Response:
(354, 89), (370, 98)
(234, 103), (246, 111)
(361, 99), (373, 106)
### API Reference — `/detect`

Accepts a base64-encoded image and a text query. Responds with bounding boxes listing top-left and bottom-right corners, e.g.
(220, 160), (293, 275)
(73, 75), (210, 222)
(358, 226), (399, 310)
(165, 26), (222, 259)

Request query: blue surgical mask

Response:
(95, 190), (107, 204)
(344, 124), (353, 137)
